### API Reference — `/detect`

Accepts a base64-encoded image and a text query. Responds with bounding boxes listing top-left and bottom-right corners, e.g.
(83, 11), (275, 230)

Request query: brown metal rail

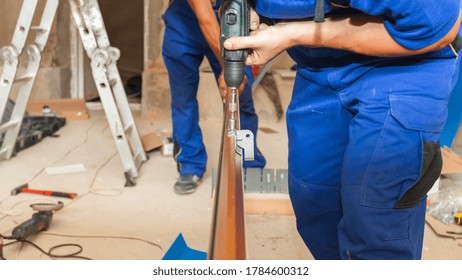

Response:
(208, 88), (247, 260)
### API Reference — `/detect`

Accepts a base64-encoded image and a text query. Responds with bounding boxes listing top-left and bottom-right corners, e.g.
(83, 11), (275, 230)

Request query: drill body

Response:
(220, 0), (250, 88)
(219, 0), (255, 161)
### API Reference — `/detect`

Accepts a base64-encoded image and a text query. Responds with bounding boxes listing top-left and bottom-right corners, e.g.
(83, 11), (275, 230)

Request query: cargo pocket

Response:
(395, 142), (442, 208)
(389, 95), (447, 209)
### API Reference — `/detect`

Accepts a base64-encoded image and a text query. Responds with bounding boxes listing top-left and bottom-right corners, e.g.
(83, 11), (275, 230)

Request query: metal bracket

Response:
(235, 129), (254, 161)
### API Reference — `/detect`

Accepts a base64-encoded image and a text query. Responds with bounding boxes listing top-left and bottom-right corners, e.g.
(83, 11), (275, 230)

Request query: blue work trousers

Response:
(162, 0), (265, 177)
(286, 48), (461, 259)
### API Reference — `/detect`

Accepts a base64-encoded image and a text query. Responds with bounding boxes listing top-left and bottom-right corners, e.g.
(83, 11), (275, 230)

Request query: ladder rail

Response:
(34, 0), (60, 52)
(90, 52), (139, 179)
(0, 0), (39, 128)
(11, 0), (39, 52)
(1, 46), (42, 160)
(105, 52), (148, 165)
(0, 0), (60, 160)
(69, 0), (98, 57)
(70, 0), (148, 184)
(1, 0), (147, 185)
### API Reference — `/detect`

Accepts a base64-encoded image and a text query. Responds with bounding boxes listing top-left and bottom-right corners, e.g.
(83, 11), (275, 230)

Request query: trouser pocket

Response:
(360, 95), (447, 208)
(395, 141), (442, 208)
(388, 95), (447, 208)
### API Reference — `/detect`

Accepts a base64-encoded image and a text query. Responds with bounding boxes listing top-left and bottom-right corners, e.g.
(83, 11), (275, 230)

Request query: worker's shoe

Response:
(174, 174), (202, 195)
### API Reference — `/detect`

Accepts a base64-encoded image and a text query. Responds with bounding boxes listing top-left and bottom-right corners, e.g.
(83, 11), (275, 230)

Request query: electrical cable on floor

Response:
(42, 231), (164, 254)
(87, 152), (124, 197)
(0, 206), (22, 219)
(0, 116), (159, 260)
(0, 117), (107, 224)
(0, 198), (56, 226)
(1, 238), (92, 260)
(0, 118), (120, 223)
(25, 116), (106, 184)
(0, 231), (163, 260)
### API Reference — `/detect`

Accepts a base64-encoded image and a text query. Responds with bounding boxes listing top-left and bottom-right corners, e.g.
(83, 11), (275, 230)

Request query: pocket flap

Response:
(389, 95), (448, 133)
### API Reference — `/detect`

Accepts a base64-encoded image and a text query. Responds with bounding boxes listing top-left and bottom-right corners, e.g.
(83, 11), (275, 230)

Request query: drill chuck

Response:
(224, 61), (246, 88)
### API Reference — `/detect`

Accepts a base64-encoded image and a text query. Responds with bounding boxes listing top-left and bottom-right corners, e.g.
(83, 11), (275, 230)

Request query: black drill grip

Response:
(220, 0), (250, 88)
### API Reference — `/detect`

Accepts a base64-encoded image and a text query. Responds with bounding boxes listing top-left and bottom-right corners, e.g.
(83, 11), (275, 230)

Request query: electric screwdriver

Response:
(220, 0), (250, 89)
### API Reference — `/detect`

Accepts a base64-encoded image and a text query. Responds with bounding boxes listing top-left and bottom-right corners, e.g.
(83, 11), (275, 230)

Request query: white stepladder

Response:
(0, 0), (58, 159)
(0, 0), (148, 186)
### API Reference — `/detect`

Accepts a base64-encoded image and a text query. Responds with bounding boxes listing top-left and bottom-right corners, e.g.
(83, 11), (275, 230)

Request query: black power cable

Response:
(0, 236), (92, 260)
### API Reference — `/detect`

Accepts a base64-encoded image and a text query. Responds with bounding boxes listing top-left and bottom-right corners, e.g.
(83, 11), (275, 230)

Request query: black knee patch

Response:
(395, 142), (442, 209)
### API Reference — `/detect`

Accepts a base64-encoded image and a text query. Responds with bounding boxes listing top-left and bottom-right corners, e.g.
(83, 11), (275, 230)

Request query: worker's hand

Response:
(250, 8), (260, 31)
(250, 7), (270, 31)
(218, 71), (228, 103)
(224, 23), (288, 66)
(218, 71), (247, 103)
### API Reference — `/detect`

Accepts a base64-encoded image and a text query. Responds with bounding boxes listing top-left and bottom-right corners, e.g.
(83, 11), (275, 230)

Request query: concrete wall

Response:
(0, 0), (22, 47)
(141, 0), (169, 119)
(82, 0), (144, 100)
(99, 0), (144, 81)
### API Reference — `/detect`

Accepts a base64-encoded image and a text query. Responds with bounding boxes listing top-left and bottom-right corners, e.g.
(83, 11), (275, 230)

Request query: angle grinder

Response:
(10, 202), (63, 240)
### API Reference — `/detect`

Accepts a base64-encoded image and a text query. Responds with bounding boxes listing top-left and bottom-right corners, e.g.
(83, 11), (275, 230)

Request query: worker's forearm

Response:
(224, 11), (461, 66)
(187, 0), (223, 65)
(283, 13), (461, 56)
(197, 18), (223, 64)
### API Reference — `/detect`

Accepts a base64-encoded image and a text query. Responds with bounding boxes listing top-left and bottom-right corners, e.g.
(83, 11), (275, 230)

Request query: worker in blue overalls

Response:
(162, 0), (266, 195)
(224, 0), (462, 259)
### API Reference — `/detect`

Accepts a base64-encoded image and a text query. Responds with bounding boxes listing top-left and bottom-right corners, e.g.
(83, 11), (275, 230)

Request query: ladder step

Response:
(30, 26), (47, 32)
(15, 75), (34, 82)
(109, 79), (118, 86)
(124, 123), (134, 133)
(0, 120), (19, 133)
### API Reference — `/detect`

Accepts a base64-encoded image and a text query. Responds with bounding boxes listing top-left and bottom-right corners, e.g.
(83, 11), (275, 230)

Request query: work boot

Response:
(174, 174), (202, 195)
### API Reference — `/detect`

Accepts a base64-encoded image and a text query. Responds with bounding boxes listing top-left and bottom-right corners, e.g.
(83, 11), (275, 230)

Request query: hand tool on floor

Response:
(11, 183), (77, 199)
(10, 202), (63, 240)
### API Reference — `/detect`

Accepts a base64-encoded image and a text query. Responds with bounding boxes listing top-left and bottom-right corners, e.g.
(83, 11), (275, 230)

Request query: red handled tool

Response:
(11, 183), (77, 199)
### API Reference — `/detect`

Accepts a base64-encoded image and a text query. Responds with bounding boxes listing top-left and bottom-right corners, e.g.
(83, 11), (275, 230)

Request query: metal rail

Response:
(208, 88), (247, 260)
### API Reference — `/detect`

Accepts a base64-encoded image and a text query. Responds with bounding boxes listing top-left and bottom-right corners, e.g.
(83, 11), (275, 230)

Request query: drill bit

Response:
(228, 87), (238, 134)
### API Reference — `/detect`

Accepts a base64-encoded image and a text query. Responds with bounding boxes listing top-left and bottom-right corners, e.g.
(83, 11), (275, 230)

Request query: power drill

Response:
(219, 0), (254, 161)
(220, 0), (250, 89)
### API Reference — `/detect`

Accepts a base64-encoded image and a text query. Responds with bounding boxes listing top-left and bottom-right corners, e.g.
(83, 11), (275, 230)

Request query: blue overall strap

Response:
(314, 0), (325, 22)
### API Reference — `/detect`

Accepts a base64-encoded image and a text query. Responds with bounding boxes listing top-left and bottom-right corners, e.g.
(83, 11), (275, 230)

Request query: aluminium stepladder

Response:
(0, 0), (148, 186)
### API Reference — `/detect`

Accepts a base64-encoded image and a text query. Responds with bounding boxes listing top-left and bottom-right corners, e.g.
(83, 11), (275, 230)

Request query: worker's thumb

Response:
(223, 37), (250, 51)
